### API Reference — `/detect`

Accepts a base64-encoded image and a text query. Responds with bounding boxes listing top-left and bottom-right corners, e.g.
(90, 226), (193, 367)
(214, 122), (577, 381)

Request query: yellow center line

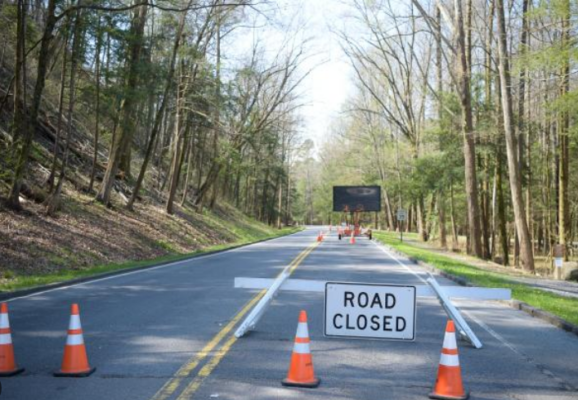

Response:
(148, 239), (320, 400)
(175, 241), (319, 400)
(175, 334), (238, 400)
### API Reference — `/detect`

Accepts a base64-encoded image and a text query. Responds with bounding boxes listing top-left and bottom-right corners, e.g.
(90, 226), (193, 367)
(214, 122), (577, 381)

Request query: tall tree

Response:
(495, 0), (534, 271)
(97, 3), (148, 205)
(558, 0), (570, 259)
(45, 5), (84, 215)
(453, 0), (483, 257)
(6, 0), (28, 209)
(6, 0), (58, 210)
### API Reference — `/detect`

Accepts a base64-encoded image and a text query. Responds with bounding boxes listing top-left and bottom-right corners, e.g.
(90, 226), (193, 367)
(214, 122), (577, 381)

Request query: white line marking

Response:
(6, 231), (308, 303)
(459, 306), (518, 354)
(372, 239), (577, 390)
(460, 305), (577, 392)
(370, 241), (429, 284)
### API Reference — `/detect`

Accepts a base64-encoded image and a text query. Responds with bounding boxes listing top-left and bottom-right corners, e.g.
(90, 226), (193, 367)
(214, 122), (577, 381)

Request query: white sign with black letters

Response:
(324, 282), (416, 341)
(397, 209), (407, 221)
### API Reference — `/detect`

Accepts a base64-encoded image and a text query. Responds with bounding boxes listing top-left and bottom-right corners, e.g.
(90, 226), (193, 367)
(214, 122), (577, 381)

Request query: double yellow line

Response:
(149, 240), (320, 400)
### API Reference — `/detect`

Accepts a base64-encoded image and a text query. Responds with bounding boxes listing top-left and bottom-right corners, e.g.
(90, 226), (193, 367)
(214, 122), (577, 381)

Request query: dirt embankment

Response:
(0, 191), (277, 279)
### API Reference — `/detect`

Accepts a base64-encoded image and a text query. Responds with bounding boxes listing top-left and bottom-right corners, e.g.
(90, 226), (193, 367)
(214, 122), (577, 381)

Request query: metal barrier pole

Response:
(427, 277), (483, 349)
(234, 263), (293, 338)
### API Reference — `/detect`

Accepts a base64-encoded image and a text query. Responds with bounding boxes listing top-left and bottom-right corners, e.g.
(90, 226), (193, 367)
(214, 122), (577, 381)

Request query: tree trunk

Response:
(7, 0), (57, 210)
(6, 0), (28, 210)
(453, 0), (483, 257)
(45, 7), (83, 215)
(46, 21), (70, 192)
(449, 180), (458, 248)
(435, 7), (446, 249)
(495, 0), (534, 272)
(127, 6), (188, 210)
(88, 14), (103, 193)
(496, 152), (509, 265)
(558, 0), (570, 260)
(166, 64), (187, 215)
(180, 134), (195, 206)
(97, 3), (148, 206)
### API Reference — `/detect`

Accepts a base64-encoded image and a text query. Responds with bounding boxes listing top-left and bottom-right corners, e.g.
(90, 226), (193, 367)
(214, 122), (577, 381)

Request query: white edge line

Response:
(371, 239), (540, 358)
(7, 230), (308, 303)
(458, 305), (520, 354)
(370, 240), (429, 285)
(370, 237), (578, 383)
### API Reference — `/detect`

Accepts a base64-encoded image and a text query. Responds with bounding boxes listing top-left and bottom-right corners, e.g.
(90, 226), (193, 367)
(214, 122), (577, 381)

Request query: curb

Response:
(0, 229), (304, 301)
(381, 243), (578, 338)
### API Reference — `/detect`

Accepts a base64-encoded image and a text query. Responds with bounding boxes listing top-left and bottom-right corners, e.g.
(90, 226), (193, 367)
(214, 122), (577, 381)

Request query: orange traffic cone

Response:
(282, 310), (320, 388)
(429, 321), (468, 400)
(0, 303), (24, 376)
(54, 304), (96, 377)
(350, 233), (355, 244)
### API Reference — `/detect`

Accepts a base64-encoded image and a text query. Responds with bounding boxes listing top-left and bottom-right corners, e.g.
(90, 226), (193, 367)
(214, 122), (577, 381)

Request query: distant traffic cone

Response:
(429, 321), (468, 400)
(282, 310), (320, 388)
(0, 303), (24, 376)
(317, 232), (322, 242)
(54, 304), (96, 377)
(350, 232), (355, 244)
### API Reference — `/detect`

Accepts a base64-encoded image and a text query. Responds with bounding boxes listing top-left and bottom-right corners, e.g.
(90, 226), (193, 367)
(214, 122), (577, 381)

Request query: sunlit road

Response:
(2, 227), (577, 400)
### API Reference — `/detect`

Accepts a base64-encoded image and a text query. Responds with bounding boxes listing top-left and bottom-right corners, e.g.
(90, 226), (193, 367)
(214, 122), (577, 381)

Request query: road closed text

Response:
(324, 283), (416, 340)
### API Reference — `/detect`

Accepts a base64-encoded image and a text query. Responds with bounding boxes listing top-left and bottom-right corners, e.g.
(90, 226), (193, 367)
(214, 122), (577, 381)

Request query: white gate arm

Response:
(427, 277), (484, 349)
(234, 277), (511, 301)
(235, 276), (510, 348)
(234, 268), (294, 338)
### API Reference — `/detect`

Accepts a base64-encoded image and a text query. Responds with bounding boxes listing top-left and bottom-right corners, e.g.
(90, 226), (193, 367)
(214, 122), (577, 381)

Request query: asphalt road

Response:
(2, 227), (577, 400)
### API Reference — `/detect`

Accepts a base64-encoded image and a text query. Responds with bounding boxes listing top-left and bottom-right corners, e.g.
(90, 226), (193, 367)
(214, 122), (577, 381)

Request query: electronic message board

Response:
(333, 186), (381, 212)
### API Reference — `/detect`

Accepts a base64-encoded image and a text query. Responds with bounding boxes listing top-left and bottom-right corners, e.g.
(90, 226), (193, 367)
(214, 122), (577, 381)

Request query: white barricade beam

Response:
(234, 270), (291, 338)
(427, 277), (483, 349)
(234, 277), (511, 301)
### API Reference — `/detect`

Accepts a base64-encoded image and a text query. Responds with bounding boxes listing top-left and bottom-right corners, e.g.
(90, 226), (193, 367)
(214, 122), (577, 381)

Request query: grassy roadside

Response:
(0, 226), (302, 293)
(373, 231), (578, 326)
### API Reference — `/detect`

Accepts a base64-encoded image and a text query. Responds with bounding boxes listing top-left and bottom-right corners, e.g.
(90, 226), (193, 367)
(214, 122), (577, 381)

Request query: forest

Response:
(0, 0), (576, 276)
(293, 0), (577, 273)
(0, 0), (306, 230)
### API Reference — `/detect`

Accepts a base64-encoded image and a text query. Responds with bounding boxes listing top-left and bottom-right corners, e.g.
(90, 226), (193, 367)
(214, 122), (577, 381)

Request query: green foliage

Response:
(374, 231), (578, 326)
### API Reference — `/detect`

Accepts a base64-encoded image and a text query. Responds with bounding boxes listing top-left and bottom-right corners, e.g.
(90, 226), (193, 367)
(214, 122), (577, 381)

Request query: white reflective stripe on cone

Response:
(293, 342), (311, 354)
(0, 333), (13, 345)
(66, 334), (85, 346)
(442, 332), (457, 350)
(68, 315), (82, 330)
(0, 314), (9, 329)
(439, 353), (460, 367)
(296, 322), (309, 339)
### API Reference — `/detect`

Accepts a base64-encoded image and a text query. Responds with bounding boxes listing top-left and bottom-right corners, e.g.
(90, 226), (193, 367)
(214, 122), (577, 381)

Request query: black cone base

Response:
(429, 390), (469, 400)
(54, 367), (96, 378)
(0, 367), (24, 377)
(282, 378), (320, 388)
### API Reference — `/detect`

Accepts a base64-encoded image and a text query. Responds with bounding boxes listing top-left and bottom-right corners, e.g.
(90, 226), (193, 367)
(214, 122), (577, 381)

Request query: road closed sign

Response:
(324, 282), (416, 341)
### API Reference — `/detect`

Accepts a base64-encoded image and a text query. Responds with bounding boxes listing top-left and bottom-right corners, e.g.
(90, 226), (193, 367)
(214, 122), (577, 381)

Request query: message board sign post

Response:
(324, 282), (416, 341)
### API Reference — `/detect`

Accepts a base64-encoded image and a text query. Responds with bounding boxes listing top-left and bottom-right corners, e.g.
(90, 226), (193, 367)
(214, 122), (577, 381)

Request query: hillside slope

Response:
(0, 190), (296, 292)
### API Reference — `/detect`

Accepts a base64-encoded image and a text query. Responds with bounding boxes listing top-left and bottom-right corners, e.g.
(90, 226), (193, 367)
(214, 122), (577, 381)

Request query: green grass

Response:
(0, 226), (301, 293)
(374, 231), (578, 326)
